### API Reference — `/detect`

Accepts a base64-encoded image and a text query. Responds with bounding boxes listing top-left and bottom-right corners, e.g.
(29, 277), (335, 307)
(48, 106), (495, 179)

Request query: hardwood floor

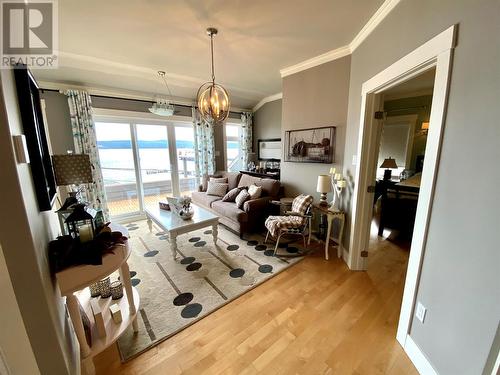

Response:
(95, 228), (417, 374)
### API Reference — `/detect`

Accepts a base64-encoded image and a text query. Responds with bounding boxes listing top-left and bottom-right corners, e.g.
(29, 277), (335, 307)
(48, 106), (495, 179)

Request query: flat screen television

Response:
(13, 64), (57, 211)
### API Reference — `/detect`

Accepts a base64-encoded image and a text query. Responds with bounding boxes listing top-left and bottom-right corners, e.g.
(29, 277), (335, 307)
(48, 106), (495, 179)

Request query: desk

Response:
(313, 204), (346, 260)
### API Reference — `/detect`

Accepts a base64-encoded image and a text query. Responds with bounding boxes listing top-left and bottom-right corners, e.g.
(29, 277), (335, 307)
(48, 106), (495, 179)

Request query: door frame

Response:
(347, 24), (456, 362)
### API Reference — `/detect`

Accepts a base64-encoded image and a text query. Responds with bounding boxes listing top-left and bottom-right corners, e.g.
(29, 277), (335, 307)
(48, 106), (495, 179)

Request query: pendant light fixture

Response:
(196, 27), (230, 123)
(149, 71), (175, 117)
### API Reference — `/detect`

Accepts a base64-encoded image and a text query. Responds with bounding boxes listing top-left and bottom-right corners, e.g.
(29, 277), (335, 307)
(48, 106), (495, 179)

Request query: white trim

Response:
(346, 25), (456, 352)
(279, 45), (351, 78)
(349, 0), (401, 51)
(280, 0), (401, 78)
(404, 335), (438, 375)
(252, 92), (283, 112)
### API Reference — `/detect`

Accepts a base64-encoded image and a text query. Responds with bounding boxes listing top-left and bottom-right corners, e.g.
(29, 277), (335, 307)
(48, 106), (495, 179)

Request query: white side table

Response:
(56, 226), (140, 375)
(313, 204), (346, 260)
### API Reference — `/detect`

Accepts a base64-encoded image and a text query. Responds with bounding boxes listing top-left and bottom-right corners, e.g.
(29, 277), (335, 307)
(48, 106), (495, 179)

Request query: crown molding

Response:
(349, 0), (401, 51)
(252, 92), (283, 112)
(279, 0), (401, 78)
(279, 46), (350, 78)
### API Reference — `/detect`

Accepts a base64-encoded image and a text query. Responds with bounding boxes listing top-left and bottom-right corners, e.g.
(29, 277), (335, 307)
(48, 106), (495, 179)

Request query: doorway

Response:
(347, 25), (456, 370)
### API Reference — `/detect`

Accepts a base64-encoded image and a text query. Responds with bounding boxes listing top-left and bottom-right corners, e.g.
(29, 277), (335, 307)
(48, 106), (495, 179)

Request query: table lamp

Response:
(380, 157), (398, 180)
(52, 153), (93, 209)
(317, 175), (331, 206)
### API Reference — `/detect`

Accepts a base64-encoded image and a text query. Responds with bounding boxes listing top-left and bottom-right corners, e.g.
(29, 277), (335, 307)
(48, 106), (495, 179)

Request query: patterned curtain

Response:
(192, 107), (216, 178)
(240, 112), (253, 169)
(66, 90), (109, 220)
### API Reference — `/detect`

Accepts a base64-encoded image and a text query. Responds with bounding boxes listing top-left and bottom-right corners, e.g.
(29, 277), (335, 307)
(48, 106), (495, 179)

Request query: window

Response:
(225, 123), (242, 172)
(95, 116), (197, 218)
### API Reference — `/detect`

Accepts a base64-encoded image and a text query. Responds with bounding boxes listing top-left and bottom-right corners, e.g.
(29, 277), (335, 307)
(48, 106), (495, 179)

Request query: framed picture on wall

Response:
(14, 64), (57, 211)
(258, 138), (281, 161)
(284, 126), (335, 163)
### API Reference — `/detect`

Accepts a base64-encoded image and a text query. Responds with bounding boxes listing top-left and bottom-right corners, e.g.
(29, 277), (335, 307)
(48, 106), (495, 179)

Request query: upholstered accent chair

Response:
(264, 194), (314, 255)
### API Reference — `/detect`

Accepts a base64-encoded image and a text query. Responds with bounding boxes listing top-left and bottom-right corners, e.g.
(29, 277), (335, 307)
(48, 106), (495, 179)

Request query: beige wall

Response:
(281, 56), (351, 198)
(253, 99), (282, 152)
(341, 0), (500, 373)
(0, 70), (79, 375)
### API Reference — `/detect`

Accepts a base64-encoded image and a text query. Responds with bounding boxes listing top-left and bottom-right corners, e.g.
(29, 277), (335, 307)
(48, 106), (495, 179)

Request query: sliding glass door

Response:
(95, 122), (141, 217)
(95, 118), (197, 219)
(136, 124), (174, 211)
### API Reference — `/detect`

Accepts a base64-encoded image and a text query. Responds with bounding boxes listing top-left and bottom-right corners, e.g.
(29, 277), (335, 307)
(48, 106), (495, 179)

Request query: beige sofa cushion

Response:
(211, 200), (248, 223)
(191, 191), (221, 208)
(238, 174), (280, 198)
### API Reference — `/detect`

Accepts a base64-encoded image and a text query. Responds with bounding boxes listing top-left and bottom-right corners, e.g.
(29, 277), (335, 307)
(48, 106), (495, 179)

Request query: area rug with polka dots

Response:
(116, 219), (306, 361)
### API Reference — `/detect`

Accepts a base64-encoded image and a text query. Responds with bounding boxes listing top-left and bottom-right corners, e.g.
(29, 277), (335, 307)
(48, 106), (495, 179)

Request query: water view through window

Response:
(95, 121), (197, 218)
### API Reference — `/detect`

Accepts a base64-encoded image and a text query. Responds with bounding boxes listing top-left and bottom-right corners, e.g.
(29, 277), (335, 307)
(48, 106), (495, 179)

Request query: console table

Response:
(56, 225), (139, 375)
(240, 170), (280, 180)
(313, 204), (346, 260)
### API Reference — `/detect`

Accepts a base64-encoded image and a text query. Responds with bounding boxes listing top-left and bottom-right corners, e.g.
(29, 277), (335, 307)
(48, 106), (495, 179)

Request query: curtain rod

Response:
(40, 88), (245, 115)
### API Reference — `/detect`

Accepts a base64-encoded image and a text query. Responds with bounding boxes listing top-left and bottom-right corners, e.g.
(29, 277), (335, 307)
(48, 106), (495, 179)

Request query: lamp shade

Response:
(380, 157), (398, 169)
(52, 154), (93, 186)
(316, 175), (331, 193)
(421, 121), (430, 130)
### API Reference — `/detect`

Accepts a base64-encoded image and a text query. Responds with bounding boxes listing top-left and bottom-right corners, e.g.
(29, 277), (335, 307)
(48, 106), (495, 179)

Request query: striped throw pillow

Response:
(206, 181), (228, 197)
(235, 189), (250, 209)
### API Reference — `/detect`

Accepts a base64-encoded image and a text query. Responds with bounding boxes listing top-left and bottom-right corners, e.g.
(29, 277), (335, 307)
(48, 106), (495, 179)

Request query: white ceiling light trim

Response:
(252, 92), (283, 112)
(280, 0), (401, 78)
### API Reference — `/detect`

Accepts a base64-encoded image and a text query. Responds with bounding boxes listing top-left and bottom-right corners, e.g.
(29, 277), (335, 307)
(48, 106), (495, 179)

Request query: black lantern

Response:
(65, 204), (97, 242)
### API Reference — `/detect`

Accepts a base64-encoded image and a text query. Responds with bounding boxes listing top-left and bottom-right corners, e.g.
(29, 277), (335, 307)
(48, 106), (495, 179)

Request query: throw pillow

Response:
(222, 187), (241, 202)
(206, 181), (228, 197)
(247, 184), (262, 199)
(235, 189), (250, 209)
(210, 177), (228, 183)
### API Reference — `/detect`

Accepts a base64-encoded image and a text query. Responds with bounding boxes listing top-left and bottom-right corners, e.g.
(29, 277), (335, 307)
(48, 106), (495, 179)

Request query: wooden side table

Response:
(313, 204), (346, 260)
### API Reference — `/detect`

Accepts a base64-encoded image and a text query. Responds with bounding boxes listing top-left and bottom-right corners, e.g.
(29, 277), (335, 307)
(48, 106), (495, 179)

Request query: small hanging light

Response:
(149, 71), (175, 117)
(197, 27), (230, 124)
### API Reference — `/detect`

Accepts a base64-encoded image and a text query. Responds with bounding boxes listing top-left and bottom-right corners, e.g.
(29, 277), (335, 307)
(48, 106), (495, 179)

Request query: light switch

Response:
(13, 134), (30, 164)
(352, 155), (357, 165)
(415, 302), (427, 323)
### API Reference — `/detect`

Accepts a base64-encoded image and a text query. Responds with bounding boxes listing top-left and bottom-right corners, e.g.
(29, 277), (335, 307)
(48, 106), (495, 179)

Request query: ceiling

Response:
(384, 68), (436, 100)
(34, 0), (385, 109)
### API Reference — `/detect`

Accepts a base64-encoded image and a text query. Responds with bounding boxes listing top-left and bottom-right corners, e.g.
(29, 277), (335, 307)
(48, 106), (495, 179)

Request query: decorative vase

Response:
(178, 207), (194, 220)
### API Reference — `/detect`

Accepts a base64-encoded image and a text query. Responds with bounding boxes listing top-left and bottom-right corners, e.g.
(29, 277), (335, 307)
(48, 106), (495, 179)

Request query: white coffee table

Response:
(145, 203), (219, 260)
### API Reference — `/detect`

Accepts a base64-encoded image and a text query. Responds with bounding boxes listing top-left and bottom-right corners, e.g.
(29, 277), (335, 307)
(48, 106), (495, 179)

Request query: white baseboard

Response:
(405, 335), (437, 375)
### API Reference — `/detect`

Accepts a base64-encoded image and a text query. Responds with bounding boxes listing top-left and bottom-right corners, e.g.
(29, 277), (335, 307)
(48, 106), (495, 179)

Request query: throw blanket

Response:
(265, 215), (305, 238)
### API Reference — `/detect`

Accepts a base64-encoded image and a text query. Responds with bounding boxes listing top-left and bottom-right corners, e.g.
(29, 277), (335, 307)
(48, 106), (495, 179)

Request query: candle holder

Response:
(110, 281), (123, 300)
(98, 277), (111, 298)
(89, 282), (101, 298)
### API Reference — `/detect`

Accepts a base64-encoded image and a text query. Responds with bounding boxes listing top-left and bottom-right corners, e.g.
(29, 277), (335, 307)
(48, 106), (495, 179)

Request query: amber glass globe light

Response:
(196, 28), (230, 123)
